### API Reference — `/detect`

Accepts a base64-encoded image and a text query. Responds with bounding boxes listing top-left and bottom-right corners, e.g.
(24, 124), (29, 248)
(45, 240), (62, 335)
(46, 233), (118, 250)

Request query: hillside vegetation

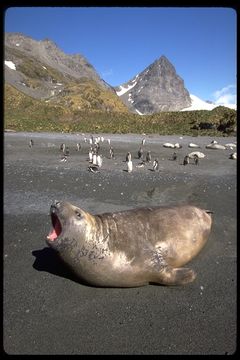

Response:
(5, 45), (129, 113)
(50, 79), (129, 112)
(4, 84), (237, 136)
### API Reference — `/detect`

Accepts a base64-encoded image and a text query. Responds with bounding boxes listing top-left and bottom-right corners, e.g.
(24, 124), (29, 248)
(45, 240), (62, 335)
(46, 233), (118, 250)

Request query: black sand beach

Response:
(4, 132), (237, 355)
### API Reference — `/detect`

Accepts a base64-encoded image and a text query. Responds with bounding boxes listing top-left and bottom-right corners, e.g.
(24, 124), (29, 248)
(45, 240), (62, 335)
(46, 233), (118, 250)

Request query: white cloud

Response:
(213, 84), (236, 105)
(215, 93), (236, 105)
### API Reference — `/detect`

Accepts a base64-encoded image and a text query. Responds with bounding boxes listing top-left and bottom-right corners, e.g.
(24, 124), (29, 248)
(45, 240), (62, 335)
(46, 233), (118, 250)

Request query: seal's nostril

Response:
(50, 201), (60, 212)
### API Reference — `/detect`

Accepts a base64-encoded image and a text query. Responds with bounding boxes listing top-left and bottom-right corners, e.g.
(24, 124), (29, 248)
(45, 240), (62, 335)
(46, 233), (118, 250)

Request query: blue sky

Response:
(4, 6), (237, 104)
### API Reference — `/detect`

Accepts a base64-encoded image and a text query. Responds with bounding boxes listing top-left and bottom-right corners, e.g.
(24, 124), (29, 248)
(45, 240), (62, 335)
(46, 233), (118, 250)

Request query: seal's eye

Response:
(75, 210), (81, 218)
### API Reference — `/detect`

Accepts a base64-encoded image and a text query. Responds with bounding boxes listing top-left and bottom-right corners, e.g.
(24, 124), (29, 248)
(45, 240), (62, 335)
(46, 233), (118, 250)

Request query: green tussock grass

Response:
(4, 84), (237, 136)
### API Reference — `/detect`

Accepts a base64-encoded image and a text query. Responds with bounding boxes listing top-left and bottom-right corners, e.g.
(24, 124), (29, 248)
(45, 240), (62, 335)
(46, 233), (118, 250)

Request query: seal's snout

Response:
(51, 200), (61, 209)
(50, 201), (61, 215)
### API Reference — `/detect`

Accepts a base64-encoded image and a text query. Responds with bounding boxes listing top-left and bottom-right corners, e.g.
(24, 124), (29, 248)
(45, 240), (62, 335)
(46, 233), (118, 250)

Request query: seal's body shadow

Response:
(32, 247), (91, 287)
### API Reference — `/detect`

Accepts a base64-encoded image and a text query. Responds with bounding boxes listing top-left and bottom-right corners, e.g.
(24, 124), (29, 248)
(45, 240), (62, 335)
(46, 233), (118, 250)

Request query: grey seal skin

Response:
(46, 201), (213, 288)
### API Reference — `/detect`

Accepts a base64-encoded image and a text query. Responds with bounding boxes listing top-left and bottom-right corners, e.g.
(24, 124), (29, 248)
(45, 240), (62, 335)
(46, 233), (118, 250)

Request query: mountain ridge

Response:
(5, 32), (111, 89)
(4, 32), (236, 116)
(4, 32), (128, 113)
(115, 55), (192, 114)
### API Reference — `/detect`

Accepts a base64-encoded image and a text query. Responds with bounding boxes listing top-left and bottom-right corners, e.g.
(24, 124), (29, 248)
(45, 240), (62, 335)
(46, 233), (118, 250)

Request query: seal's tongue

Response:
(47, 229), (58, 241)
(47, 213), (62, 241)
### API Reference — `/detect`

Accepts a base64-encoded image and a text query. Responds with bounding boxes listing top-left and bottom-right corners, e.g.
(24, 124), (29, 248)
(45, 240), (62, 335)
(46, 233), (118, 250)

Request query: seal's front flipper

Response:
(154, 266), (196, 285)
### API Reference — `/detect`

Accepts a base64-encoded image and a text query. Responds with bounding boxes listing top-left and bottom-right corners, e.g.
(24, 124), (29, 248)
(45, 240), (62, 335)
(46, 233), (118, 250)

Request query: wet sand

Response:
(4, 132), (237, 354)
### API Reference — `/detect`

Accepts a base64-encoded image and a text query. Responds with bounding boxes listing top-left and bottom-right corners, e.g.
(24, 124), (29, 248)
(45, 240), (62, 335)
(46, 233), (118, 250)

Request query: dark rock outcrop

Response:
(115, 55), (191, 114)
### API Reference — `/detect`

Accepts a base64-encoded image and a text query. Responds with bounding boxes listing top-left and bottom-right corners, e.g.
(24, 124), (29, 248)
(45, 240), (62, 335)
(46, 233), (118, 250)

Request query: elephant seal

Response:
(188, 143), (200, 148)
(206, 143), (226, 150)
(225, 143), (236, 149)
(188, 151), (205, 159)
(163, 143), (175, 148)
(174, 143), (182, 149)
(46, 201), (213, 288)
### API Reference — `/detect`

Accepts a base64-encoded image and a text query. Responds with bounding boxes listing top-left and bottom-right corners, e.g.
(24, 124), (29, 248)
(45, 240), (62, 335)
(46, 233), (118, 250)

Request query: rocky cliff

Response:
(4, 32), (128, 112)
(115, 55), (192, 114)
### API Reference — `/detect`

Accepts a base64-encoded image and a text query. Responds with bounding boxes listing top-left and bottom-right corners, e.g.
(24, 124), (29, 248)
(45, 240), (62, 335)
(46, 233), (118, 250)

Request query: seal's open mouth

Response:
(47, 213), (62, 241)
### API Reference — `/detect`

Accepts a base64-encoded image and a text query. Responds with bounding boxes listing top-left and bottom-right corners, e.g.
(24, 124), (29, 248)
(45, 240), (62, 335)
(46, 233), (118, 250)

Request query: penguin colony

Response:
(27, 136), (237, 173)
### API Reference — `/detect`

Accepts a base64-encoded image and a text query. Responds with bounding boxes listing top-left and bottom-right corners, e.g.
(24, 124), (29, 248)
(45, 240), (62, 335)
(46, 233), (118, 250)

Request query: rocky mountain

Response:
(4, 32), (128, 112)
(115, 55), (192, 114)
(5, 33), (234, 118)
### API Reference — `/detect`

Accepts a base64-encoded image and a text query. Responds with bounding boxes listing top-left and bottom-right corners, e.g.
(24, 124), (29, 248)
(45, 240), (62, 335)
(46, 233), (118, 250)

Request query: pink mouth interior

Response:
(47, 213), (62, 241)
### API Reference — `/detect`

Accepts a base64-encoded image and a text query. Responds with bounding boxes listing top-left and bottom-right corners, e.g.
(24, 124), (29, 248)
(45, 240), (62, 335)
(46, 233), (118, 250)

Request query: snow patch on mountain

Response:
(181, 94), (236, 111)
(135, 108), (143, 115)
(128, 93), (134, 104)
(116, 81), (138, 96)
(5, 60), (16, 70)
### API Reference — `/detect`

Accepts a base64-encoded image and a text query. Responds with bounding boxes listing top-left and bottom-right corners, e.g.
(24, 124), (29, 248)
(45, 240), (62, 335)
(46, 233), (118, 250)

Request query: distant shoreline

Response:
(4, 129), (237, 138)
(4, 131), (237, 149)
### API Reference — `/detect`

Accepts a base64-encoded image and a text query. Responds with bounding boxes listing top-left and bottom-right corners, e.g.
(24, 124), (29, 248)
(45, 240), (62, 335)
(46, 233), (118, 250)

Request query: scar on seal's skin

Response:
(46, 201), (213, 287)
